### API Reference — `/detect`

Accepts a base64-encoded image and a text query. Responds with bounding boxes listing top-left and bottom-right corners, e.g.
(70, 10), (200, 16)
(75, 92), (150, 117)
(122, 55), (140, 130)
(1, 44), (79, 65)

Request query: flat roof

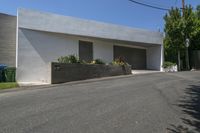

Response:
(17, 8), (163, 45)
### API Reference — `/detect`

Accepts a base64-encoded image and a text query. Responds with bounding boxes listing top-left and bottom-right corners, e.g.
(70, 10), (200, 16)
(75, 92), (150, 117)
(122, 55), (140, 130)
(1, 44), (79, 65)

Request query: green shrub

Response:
(112, 56), (128, 66)
(58, 55), (80, 64)
(68, 55), (79, 63)
(91, 59), (105, 64)
(79, 60), (87, 64)
(162, 61), (176, 68)
(58, 56), (70, 63)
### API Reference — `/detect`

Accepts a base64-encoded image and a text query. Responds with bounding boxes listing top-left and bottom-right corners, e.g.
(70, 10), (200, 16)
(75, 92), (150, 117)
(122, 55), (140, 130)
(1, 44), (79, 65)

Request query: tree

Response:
(164, 5), (197, 70)
(164, 7), (184, 70)
(190, 6), (200, 50)
(182, 5), (196, 70)
(196, 5), (200, 19)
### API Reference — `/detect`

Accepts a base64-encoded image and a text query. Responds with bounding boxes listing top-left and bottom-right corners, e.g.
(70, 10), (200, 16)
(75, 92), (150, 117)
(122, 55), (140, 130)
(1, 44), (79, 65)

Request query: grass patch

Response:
(0, 82), (18, 90)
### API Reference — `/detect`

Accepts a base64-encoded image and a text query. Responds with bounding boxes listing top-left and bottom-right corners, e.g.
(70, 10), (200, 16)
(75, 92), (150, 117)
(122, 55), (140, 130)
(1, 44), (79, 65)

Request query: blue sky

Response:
(0, 0), (199, 31)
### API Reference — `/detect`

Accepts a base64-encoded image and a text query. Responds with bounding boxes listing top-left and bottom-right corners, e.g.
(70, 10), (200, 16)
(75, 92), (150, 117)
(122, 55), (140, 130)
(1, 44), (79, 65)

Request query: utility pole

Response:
(182, 0), (190, 70)
(182, 0), (185, 15)
(177, 0), (186, 71)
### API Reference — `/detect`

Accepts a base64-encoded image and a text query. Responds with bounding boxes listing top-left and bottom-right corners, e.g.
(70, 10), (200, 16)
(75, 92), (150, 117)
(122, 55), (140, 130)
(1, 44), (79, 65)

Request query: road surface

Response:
(0, 71), (200, 133)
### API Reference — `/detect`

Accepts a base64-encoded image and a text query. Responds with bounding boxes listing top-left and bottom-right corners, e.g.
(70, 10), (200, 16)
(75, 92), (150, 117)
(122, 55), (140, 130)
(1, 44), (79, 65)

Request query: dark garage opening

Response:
(114, 45), (146, 69)
(79, 40), (93, 62)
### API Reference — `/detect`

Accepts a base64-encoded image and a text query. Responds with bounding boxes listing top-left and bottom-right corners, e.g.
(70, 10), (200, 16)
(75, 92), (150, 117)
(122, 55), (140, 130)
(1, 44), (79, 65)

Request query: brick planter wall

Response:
(51, 63), (132, 84)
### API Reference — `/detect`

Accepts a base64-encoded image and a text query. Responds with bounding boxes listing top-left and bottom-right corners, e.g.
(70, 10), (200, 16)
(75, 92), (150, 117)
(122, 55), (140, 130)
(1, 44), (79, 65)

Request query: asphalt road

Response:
(0, 71), (200, 133)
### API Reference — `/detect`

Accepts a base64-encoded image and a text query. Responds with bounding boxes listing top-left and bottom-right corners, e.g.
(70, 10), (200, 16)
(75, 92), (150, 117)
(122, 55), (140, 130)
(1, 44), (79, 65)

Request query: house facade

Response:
(1, 8), (164, 84)
(0, 13), (16, 67)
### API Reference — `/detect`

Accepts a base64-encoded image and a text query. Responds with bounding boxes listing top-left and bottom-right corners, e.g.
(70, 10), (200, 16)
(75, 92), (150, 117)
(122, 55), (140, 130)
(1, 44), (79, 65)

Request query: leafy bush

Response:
(79, 60), (87, 64)
(112, 56), (128, 66)
(57, 55), (130, 66)
(58, 55), (80, 64)
(68, 55), (79, 63)
(90, 59), (105, 64)
(162, 61), (176, 68)
(58, 56), (69, 63)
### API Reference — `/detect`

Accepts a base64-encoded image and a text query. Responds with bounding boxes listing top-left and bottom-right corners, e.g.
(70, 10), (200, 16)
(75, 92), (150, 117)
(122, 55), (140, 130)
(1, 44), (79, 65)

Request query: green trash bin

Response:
(5, 67), (16, 82)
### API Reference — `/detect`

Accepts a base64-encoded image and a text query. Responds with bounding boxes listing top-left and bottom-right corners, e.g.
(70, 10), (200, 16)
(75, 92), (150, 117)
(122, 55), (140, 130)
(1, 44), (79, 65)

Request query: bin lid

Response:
(0, 64), (7, 70)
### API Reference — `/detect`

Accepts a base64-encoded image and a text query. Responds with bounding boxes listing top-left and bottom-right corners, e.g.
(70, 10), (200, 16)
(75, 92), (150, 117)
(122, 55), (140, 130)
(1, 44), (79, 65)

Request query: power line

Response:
(129, 0), (170, 11)
(136, 0), (169, 9)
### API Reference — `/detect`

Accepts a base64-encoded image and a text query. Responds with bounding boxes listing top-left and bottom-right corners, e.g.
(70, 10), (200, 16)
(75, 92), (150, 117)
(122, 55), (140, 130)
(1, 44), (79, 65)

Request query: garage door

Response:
(114, 46), (146, 69)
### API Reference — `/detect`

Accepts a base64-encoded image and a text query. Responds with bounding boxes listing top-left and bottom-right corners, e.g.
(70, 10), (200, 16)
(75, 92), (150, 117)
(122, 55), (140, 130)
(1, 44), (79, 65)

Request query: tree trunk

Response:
(178, 50), (181, 71)
(185, 47), (190, 70)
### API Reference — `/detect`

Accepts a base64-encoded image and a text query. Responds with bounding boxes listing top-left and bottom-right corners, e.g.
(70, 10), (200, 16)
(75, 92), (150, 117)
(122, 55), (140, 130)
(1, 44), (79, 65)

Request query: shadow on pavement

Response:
(167, 84), (200, 133)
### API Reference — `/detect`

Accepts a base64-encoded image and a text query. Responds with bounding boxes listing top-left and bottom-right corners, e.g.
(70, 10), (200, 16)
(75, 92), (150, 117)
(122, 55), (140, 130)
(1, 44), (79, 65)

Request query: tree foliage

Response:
(164, 8), (184, 50)
(197, 5), (200, 19)
(164, 7), (184, 64)
(190, 6), (200, 50)
(164, 5), (200, 68)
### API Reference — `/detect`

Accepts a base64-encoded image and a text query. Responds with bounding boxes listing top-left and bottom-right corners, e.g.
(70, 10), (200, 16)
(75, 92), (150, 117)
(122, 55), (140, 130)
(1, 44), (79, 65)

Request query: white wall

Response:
(16, 8), (164, 84)
(93, 40), (113, 63)
(18, 8), (163, 45)
(17, 29), (79, 84)
(17, 29), (115, 84)
(17, 28), (163, 84)
(63, 36), (114, 63)
(146, 46), (163, 70)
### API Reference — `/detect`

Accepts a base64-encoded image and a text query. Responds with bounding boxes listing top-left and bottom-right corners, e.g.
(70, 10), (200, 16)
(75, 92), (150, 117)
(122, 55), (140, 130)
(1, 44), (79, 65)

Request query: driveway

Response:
(0, 71), (200, 133)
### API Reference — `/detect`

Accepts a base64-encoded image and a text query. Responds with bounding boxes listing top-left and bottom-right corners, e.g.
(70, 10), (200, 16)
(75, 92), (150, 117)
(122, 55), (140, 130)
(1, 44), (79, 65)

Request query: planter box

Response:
(51, 63), (132, 84)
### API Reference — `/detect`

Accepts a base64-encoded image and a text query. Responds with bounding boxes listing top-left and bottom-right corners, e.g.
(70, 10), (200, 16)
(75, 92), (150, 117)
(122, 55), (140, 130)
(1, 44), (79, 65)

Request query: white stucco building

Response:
(16, 8), (164, 84)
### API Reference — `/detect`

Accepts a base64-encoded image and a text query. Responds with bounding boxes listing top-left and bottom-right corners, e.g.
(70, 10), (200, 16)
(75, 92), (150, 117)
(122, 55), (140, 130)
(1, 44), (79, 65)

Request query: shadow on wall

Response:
(167, 84), (200, 133)
(21, 29), (78, 63)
